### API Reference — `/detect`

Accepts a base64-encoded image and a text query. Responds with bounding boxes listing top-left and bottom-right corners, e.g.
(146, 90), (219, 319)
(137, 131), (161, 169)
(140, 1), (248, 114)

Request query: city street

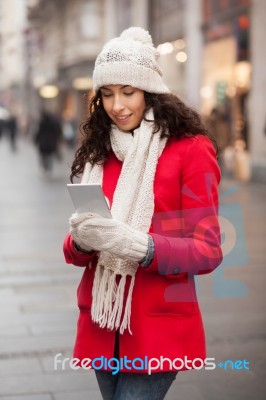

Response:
(0, 136), (265, 400)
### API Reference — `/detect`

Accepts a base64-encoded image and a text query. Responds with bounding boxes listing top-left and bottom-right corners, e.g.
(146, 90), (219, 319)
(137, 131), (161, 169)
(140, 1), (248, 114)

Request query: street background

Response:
(0, 135), (265, 400)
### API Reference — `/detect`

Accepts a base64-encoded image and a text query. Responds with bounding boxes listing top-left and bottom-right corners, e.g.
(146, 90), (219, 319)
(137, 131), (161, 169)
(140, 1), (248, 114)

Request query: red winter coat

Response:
(63, 135), (223, 374)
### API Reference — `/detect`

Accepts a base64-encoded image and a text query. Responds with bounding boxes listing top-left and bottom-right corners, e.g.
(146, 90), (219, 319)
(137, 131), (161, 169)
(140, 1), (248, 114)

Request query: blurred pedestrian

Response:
(62, 110), (77, 149)
(63, 27), (223, 400)
(6, 114), (18, 151)
(207, 105), (231, 153)
(34, 110), (62, 174)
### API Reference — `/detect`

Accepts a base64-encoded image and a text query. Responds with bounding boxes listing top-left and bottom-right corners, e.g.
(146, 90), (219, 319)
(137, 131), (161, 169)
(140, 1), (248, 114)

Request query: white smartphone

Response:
(67, 183), (112, 218)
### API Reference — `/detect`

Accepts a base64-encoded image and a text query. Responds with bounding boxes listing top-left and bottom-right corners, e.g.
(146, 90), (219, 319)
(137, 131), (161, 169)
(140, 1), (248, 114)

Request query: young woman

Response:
(63, 27), (223, 400)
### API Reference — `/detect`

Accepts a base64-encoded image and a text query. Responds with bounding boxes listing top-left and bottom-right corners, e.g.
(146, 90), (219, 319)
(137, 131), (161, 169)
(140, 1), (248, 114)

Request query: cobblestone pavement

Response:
(0, 137), (265, 399)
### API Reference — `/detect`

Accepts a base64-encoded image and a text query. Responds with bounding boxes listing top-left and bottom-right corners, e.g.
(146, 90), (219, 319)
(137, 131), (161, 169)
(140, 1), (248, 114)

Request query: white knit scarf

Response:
(81, 109), (167, 334)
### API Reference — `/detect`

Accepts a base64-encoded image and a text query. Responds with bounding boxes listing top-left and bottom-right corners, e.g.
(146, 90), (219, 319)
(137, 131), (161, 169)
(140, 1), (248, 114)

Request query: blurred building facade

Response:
(199, 0), (266, 183)
(0, 0), (265, 181)
(0, 0), (28, 123)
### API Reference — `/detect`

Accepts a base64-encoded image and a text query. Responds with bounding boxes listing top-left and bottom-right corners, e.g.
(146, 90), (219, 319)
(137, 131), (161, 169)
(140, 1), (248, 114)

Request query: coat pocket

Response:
(143, 273), (198, 317)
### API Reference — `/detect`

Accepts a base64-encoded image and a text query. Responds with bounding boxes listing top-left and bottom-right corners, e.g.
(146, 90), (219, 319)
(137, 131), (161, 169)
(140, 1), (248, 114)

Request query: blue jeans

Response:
(95, 370), (178, 400)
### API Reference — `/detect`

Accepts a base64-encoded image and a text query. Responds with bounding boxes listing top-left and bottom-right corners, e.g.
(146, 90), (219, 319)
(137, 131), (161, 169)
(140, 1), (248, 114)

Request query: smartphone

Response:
(67, 184), (112, 218)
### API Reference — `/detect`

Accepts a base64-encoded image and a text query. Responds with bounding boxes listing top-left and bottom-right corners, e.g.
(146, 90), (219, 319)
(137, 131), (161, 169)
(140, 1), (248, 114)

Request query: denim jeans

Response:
(95, 370), (178, 400)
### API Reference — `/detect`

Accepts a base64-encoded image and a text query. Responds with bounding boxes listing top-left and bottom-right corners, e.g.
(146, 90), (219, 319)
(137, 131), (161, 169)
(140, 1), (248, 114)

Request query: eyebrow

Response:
(101, 85), (131, 91)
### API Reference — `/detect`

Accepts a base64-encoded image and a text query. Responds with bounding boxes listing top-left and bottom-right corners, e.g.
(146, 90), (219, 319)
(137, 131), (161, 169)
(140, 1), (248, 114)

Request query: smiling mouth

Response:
(115, 114), (132, 122)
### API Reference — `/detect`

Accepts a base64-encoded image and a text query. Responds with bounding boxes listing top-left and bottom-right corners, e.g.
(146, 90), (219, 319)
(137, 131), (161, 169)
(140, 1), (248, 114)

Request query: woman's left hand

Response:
(69, 212), (148, 262)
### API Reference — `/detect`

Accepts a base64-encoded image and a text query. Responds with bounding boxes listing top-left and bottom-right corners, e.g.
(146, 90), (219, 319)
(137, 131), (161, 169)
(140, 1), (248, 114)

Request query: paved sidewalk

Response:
(0, 137), (265, 399)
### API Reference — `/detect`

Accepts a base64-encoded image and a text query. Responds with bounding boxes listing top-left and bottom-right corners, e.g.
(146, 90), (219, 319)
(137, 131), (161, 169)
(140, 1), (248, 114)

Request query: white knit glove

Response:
(69, 212), (149, 263)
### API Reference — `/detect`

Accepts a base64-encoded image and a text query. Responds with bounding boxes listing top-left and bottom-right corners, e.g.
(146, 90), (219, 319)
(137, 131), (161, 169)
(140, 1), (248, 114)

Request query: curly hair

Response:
(70, 91), (216, 182)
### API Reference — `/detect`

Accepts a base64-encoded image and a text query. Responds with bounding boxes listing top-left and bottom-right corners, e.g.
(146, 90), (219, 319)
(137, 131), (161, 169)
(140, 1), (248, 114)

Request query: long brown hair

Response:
(70, 91), (216, 182)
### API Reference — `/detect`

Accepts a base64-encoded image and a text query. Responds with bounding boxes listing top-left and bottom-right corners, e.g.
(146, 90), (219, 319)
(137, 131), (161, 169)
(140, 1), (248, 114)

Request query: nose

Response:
(112, 95), (125, 113)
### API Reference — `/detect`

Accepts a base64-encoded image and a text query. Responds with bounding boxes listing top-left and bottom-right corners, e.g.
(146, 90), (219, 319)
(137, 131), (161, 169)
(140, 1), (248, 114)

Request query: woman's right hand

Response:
(69, 212), (95, 252)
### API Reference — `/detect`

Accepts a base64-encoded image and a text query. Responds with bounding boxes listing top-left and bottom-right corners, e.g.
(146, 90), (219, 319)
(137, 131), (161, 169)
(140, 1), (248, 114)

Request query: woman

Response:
(63, 27), (223, 400)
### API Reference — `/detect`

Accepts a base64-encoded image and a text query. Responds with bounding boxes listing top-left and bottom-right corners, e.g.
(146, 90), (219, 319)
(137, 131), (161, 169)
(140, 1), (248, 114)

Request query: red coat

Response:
(63, 135), (223, 373)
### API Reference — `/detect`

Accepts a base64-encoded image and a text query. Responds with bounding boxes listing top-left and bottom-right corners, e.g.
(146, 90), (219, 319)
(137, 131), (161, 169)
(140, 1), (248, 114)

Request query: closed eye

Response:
(101, 93), (113, 98)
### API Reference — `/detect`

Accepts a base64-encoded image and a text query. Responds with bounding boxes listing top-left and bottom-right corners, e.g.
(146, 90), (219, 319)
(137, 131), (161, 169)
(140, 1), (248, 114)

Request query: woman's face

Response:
(100, 85), (146, 132)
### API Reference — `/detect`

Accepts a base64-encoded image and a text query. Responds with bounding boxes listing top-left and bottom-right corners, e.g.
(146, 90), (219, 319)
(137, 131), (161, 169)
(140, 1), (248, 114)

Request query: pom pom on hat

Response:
(93, 27), (169, 94)
(120, 27), (153, 45)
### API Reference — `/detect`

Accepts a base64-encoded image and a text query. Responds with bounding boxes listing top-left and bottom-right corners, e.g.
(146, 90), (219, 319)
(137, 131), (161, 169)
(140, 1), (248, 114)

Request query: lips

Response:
(115, 114), (132, 122)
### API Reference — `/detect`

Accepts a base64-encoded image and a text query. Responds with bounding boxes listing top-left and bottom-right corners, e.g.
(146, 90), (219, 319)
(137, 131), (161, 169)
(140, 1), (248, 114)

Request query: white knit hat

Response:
(93, 27), (170, 94)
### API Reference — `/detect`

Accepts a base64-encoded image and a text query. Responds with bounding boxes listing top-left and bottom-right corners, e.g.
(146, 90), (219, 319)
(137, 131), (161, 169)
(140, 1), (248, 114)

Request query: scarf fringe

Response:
(120, 275), (135, 335)
(91, 265), (135, 334)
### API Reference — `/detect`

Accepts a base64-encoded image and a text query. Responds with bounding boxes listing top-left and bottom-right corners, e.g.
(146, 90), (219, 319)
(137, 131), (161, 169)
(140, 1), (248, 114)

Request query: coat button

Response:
(172, 268), (179, 274)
